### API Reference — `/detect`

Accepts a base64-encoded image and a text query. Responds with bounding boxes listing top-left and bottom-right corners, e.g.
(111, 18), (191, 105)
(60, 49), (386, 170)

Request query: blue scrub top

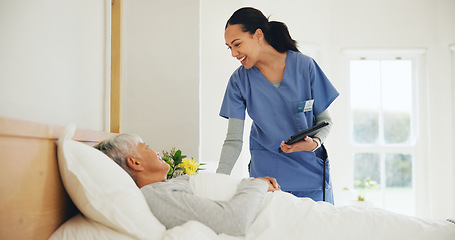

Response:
(220, 51), (339, 195)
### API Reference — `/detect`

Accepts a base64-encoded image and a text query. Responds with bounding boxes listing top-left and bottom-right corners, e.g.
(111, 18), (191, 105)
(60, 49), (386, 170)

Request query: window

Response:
(348, 54), (419, 216)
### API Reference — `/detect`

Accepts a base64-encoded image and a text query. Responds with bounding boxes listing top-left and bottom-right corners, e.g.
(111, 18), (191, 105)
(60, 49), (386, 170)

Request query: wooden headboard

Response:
(0, 117), (116, 240)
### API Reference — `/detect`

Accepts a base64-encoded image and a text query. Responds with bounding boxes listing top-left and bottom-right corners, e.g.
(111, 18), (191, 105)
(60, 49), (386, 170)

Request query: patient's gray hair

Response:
(94, 133), (143, 182)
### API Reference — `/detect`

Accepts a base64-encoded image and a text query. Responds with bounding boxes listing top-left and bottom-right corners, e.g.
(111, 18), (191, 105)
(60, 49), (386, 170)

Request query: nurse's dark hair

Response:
(226, 7), (299, 53)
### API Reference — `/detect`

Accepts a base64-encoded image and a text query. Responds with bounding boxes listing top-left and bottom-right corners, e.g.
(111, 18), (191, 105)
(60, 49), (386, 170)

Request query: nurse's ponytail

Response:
(265, 21), (299, 53)
(226, 7), (299, 53)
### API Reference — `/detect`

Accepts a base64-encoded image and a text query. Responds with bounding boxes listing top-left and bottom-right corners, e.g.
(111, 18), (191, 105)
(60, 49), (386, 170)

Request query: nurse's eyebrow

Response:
(226, 39), (240, 46)
(230, 39), (240, 44)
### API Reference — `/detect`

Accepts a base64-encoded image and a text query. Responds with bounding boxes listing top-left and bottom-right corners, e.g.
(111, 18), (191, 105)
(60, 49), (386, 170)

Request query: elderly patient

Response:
(94, 133), (280, 236)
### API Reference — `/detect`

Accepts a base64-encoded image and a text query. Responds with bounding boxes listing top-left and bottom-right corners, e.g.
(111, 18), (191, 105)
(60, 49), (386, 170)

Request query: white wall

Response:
(0, 0), (109, 130)
(122, 0), (200, 159)
(453, 43), (455, 209)
(199, 0), (244, 175)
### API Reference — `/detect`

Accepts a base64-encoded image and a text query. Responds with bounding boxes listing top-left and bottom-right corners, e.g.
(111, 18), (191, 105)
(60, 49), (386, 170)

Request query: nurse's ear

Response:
(253, 28), (265, 43)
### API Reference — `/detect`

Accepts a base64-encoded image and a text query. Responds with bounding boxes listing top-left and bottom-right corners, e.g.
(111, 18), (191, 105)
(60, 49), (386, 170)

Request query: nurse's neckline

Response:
(253, 51), (289, 84)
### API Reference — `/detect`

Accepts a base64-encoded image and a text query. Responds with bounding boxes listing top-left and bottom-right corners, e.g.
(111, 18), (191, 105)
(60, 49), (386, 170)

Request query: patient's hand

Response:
(255, 176), (281, 192)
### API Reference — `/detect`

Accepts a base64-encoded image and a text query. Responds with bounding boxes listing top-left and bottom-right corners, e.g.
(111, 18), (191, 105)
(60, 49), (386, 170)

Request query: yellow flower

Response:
(178, 158), (200, 175)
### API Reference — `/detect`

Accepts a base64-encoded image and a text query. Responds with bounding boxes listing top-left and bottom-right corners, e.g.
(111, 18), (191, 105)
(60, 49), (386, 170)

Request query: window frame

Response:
(342, 48), (428, 216)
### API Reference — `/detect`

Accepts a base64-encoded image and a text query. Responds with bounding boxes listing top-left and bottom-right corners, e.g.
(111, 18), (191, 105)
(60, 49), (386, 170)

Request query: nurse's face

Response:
(225, 24), (262, 69)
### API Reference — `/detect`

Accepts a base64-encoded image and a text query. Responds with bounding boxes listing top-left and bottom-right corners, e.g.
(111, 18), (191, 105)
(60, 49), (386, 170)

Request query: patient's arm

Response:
(141, 175), (267, 236)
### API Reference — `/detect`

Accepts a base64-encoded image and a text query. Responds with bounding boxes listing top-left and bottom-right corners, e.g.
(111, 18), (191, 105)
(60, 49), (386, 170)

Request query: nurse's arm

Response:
(217, 118), (245, 174)
(313, 109), (333, 142)
(280, 109), (332, 153)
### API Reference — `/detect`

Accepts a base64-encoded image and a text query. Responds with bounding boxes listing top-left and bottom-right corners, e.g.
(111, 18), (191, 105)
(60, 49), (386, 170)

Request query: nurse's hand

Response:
(280, 136), (318, 153)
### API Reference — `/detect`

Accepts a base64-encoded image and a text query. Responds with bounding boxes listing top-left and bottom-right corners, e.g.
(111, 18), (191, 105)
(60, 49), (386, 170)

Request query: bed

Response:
(1, 116), (454, 240)
(0, 117), (116, 240)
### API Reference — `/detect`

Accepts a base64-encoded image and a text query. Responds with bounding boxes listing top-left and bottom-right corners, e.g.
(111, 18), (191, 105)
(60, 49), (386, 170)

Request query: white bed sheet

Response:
(163, 192), (455, 240)
(163, 173), (455, 240)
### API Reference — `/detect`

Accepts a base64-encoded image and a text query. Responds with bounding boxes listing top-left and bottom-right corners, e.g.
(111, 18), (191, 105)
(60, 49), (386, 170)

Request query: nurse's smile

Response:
(239, 56), (247, 64)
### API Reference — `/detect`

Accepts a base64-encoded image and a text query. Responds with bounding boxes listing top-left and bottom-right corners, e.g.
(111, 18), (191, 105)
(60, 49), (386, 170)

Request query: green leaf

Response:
(174, 157), (184, 165)
(174, 150), (182, 159)
(163, 158), (173, 166)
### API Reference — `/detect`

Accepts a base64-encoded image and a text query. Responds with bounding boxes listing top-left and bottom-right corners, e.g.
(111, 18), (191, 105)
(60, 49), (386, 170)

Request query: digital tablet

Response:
(278, 121), (329, 152)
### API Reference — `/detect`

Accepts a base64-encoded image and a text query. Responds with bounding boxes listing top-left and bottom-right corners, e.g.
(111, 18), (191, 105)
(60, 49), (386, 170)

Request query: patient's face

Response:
(136, 142), (170, 179)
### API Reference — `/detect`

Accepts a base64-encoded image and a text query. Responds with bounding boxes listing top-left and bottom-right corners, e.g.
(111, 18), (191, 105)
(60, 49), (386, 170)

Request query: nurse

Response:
(216, 7), (339, 203)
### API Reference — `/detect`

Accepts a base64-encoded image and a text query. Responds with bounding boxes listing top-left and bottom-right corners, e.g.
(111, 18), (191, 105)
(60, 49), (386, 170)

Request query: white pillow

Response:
(189, 172), (241, 201)
(57, 124), (165, 240)
(50, 214), (133, 240)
